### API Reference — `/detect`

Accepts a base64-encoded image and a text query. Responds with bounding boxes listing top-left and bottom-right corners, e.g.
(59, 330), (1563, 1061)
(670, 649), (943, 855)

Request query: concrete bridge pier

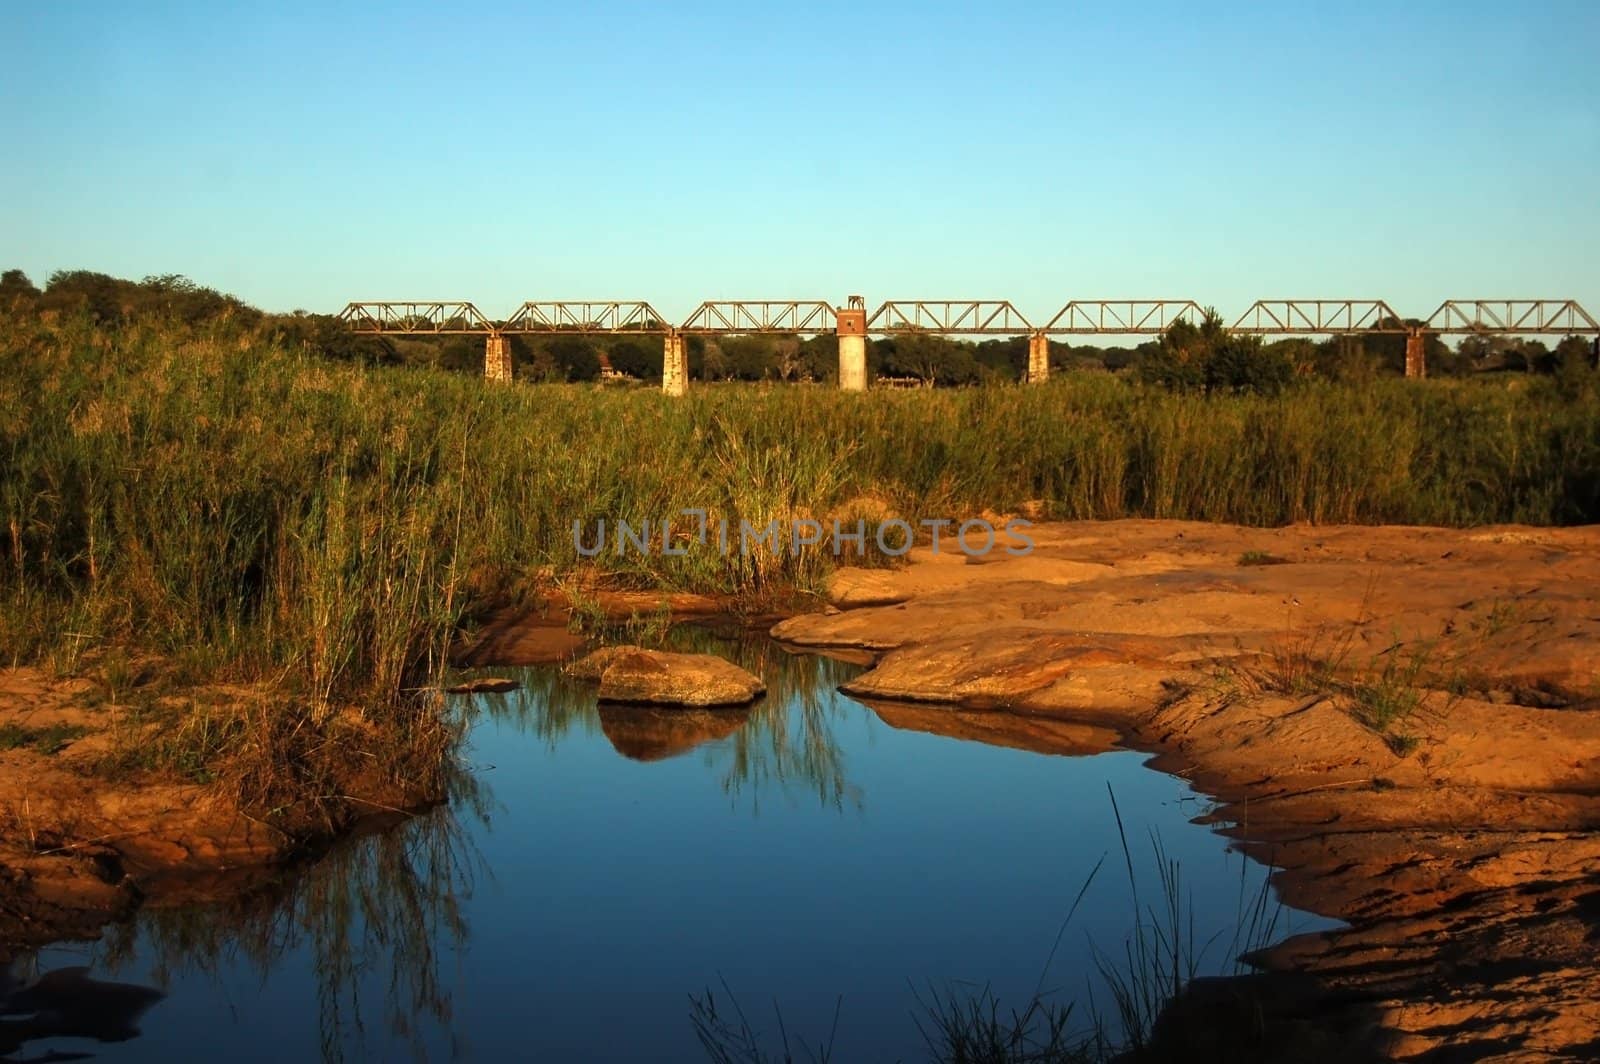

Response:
(1404, 329), (1427, 379)
(662, 331), (688, 396)
(837, 295), (868, 391)
(1026, 332), (1050, 383)
(485, 334), (512, 382)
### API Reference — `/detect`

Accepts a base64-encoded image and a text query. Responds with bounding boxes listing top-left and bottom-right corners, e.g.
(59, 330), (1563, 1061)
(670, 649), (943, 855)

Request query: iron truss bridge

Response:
(340, 298), (1599, 337)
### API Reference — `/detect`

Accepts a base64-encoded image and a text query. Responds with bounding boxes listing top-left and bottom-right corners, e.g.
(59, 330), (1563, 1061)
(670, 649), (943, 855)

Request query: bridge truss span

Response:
(340, 301), (493, 334)
(503, 301), (670, 334)
(1425, 300), (1598, 335)
(868, 300), (1033, 335)
(679, 301), (838, 335)
(1231, 300), (1408, 335)
(1043, 300), (1205, 335)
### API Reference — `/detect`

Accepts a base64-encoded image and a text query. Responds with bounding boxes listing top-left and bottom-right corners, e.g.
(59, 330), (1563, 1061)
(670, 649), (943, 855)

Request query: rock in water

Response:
(569, 646), (766, 707)
(597, 704), (752, 761)
(444, 677), (521, 694)
(563, 644), (644, 682)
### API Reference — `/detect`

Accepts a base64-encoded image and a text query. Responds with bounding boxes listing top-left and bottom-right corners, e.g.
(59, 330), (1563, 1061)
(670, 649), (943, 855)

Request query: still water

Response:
(11, 634), (1333, 1061)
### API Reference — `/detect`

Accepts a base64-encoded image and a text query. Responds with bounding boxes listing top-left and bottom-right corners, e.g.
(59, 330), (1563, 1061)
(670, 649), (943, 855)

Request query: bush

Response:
(1138, 313), (1293, 396)
(1204, 336), (1293, 395)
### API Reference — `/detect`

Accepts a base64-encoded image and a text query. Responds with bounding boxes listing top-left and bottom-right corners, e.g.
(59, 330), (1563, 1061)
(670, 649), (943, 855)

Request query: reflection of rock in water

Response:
(865, 700), (1121, 758)
(1, 957), (164, 1058)
(598, 704), (752, 762)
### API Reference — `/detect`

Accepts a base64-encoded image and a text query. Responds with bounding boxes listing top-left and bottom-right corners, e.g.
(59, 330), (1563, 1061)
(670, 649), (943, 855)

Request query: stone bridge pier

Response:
(1404, 329), (1427, 379)
(485, 334), (512, 382)
(1027, 332), (1049, 383)
(662, 332), (688, 396)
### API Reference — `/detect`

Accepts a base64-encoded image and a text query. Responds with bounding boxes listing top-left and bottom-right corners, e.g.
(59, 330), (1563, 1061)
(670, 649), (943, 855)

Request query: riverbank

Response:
(772, 518), (1600, 1060)
(5, 518), (1598, 1058)
(6, 312), (1600, 1051)
(0, 664), (457, 955)
(6, 317), (1598, 853)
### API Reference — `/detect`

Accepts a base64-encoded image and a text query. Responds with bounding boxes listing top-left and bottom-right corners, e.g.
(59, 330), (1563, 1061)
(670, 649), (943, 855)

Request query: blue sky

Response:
(3, 1), (1597, 322)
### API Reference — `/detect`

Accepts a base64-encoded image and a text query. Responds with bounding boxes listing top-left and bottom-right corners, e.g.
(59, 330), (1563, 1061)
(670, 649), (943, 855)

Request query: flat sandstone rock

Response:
(570, 645), (766, 707)
(763, 518), (1600, 1059)
(444, 677), (521, 694)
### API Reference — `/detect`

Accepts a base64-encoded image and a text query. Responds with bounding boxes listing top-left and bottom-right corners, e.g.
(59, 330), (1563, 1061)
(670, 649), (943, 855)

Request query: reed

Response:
(3, 313), (1595, 791)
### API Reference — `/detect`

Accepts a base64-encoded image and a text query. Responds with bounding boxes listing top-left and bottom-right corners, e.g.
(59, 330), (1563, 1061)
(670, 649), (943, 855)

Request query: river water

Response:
(11, 632), (1334, 1061)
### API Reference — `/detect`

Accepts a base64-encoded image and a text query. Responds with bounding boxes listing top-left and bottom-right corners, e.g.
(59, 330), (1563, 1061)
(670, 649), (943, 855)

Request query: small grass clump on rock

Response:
(1231, 613), (1446, 758)
(1237, 550), (1289, 567)
(0, 722), (89, 755)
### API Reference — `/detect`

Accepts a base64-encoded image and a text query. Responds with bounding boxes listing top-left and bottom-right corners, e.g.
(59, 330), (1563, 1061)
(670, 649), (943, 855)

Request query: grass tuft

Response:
(0, 722), (90, 755)
(1237, 551), (1288, 567)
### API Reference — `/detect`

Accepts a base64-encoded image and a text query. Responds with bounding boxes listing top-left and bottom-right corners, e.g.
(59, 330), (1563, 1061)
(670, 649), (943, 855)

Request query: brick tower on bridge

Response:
(837, 295), (867, 391)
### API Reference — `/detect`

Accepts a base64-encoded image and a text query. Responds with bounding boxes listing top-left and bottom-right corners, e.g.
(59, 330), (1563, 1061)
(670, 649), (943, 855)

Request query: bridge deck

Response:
(338, 298), (1599, 337)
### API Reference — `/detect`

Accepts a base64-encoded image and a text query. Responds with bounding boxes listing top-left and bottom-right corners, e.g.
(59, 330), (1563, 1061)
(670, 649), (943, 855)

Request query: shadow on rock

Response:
(1128, 971), (1392, 1063)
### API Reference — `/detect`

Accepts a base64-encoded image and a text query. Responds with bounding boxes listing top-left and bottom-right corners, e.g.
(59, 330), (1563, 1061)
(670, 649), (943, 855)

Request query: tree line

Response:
(4, 270), (1593, 389)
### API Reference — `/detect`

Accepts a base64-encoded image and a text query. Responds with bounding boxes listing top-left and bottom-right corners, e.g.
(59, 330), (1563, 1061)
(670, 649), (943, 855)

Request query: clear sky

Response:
(3, 1), (1597, 323)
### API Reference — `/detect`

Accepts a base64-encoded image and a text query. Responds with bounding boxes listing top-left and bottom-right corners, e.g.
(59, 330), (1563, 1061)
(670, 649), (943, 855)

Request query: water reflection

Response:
(597, 704), (751, 761)
(41, 756), (489, 1063)
(20, 632), (856, 1061)
(471, 624), (868, 813)
(2, 957), (163, 1060)
(865, 699), (1123, 758)
(8, 631), (1333, 1063)
(697, 632), (864, 812)
(473, 624), (1123, 815)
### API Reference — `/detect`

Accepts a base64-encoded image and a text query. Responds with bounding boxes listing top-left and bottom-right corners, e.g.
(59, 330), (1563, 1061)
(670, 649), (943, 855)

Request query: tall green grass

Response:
(3, 313), (1597, 718)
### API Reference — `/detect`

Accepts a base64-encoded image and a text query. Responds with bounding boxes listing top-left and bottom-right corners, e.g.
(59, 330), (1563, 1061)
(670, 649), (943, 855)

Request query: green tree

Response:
(1204, 335), (1292, 395)
(1265, 337), (1317, 376)
(1554, 334), (1597, 398)
(1139, 310), (1292, 395)
(767, 335), (808, 382)
(263, 311), (386, 363)
(606, 338), (661, 382)
(796, 334), (837, 383)
(877, 333), (976, 385)
(0, 269), (39, 309)
(41, 270), (129, 323)
(434, 337), (483, 373)
(975, 337), (1026, 380)
(510, 336), (562, 380)
(1102, 343), (1147, 372)
(686, 335), (711, 381)
(718, 335), (779, 380)
(546, 336), (602, 381)
(1136, 312), (1215, 391)
(1554, 334), (1596, 372)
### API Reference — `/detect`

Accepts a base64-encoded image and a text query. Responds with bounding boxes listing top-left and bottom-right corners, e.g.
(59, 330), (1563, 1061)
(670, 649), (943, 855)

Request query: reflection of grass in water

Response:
(666, 626), (865, 813)
(91, 757), (489, 1063)
(1089, 786), (1286, 1059)
(47, 639), (1297, 1063)
(470, 665), (603, 746)
(462, 627), (867, 813)
(718, 659), (863, 814)
(692, 785), (1295, 1064)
